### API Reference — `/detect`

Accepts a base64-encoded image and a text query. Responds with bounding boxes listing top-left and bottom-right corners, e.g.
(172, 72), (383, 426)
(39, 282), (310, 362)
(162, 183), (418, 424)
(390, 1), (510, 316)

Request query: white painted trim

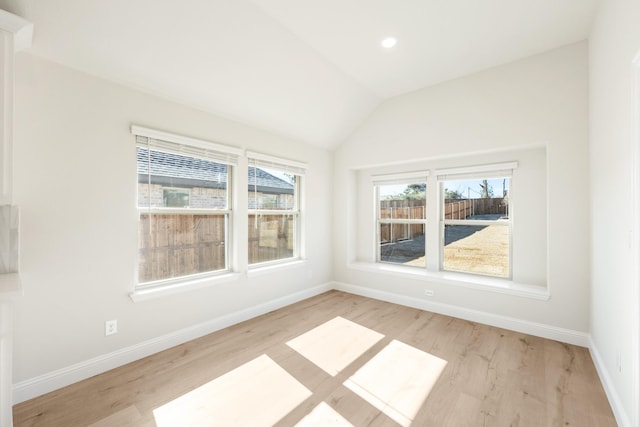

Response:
(371, 170), (430, 184)
(347, 262), (550, 300)
(0, 9), (32, 52)
(590, 337), (633, 427)
(629, 50), (640, 427)
(130, 272), (242, 303)
(131, 124), (243, 157)
(13, 282), (332, 403)
(435, 161), (518, 178)
(247, 259), (307, 277)
(246, 150), (307, 172)
(332, 281), (585, 346)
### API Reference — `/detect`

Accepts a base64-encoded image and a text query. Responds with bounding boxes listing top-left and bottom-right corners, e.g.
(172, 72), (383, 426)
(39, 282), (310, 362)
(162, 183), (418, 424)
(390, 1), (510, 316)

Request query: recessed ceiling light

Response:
(381, 37), (397, 49)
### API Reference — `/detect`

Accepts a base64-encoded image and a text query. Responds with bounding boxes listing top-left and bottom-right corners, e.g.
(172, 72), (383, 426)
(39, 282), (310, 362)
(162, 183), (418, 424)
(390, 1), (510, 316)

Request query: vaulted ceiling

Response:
(0, 0), (598, 149)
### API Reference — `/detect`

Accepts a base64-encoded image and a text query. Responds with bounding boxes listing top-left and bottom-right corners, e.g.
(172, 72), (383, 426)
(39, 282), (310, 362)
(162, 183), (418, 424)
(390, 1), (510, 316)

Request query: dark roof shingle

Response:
(137, 147), (294, 194)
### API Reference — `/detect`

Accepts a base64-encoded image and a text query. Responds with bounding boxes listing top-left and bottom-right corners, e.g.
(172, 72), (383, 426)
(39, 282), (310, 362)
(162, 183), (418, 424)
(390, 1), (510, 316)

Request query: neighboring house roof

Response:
(137, 147), (294, 194)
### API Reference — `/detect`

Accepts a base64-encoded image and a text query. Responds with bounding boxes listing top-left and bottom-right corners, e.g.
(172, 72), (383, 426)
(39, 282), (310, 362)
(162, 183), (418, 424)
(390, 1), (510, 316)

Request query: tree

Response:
(401, 183), (426, 199)
(444, 188), (463, 199)
(479, 180), (494, 198)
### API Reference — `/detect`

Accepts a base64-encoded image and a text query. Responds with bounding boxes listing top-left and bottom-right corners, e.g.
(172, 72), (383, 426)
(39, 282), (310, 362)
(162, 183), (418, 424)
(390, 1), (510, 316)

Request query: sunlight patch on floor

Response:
(287, 316), (385, 376)
(153, 354), (311, 427)
(344, 340), (447, 426)
(294, 402), (354, 426)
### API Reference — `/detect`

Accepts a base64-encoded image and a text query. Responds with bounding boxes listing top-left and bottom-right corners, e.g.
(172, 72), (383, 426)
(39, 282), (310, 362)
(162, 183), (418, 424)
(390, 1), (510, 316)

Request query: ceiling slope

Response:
(0, 0), (597, 149)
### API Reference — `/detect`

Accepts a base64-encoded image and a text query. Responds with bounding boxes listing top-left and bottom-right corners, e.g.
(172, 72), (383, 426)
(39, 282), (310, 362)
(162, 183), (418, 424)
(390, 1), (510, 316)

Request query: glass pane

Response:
(138, 214), (226, 283)
(379, 183), (426, 220)
(443, 224), (509, 277)
(248, 166), (296, 210)
(379, 223), (425, 267)
(249, 214), (295, 264)
(442, 178), (510, 220)
(137, 147), (228, 209)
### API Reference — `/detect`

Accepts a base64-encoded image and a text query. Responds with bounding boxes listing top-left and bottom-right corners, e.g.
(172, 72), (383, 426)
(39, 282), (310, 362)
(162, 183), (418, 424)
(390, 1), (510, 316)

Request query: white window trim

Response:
(132, 125), (243, 158)
(435, 161), (518, 179)
(347, 261), (550, 300)
(374, 172), (429, 266)
(130, 272), (242, 302)
(372, 170), (430, 185)
(246, 150), (307, 174)
(247, 154), (307, 267)
(371, 164), (518, 279)
(438, 167), (515, 279)
(133, 125), (239, 291)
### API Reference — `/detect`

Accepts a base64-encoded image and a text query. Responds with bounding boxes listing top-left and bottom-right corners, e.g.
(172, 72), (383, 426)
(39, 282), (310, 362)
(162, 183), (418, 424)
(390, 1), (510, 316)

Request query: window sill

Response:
(247, 259), (307, 277)
(130, 272), (242, 302)
(347, 262), (550, 301)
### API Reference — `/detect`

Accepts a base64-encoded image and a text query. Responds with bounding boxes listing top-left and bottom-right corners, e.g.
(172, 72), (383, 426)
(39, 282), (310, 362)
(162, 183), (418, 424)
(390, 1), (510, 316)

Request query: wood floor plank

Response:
(13, 291), (616, 426)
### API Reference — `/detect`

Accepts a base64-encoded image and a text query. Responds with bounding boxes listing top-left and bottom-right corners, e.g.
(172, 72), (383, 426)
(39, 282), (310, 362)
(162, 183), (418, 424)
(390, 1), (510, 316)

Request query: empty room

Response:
(0, 0), (638, 426)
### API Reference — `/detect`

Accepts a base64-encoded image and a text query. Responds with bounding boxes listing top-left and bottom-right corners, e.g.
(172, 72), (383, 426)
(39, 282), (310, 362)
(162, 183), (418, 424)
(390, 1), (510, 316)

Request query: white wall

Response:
(11, 54), (333, 389)
(334, 42), (590, 331)
(589, 0), (640, 425)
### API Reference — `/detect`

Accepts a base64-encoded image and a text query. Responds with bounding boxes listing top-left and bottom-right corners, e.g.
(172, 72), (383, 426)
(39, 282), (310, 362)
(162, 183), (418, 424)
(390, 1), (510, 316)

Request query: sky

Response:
(379, 178), (510, 199)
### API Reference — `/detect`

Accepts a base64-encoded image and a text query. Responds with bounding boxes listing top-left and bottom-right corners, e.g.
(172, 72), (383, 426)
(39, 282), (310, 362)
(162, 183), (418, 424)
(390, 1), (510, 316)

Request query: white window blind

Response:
(371, 170), (430, 186)
(436, 161), (518, 181)
(132, 125), (241, 165)
(247, 151), (307, 175)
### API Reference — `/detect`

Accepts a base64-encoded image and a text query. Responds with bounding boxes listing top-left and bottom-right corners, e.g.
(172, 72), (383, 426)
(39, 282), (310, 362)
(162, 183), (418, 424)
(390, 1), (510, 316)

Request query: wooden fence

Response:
(248, 214), (294, 264)
(138, 213), (226, 283)
(139, 213), (296, 282)
(379, 197), (507, 244)
(379, 200), (425, 244)
(443, 197), (508, 219)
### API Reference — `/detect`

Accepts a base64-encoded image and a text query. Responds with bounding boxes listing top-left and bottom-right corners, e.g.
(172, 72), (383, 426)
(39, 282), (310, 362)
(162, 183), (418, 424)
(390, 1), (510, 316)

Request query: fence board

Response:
(138, 213), (226, 283)
(248, 214), (294, 264)
(378, 197), (507, 244)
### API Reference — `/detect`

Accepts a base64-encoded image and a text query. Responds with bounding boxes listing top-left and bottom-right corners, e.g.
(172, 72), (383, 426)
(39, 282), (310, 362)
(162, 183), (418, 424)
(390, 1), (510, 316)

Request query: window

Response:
(163, 188), (190, 207)
(248, 152), (306, 266)
(437, 163), (516, 279)
(374, 172), (429, 268)
(134, 126), (241, 287)
(371, 163), (517, 280)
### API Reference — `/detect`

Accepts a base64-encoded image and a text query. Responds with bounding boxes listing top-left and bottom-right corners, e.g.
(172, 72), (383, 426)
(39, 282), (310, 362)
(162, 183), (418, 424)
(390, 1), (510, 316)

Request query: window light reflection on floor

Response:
(152, 354), (311, 426)
(286, 316), (385, 376)
(344, 339), (447, 427)
(294, 401), (355, 427)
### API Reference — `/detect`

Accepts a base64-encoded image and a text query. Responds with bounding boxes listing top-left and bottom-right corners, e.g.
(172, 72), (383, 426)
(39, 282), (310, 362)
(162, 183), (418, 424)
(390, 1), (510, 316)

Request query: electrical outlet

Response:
(424, 289), (434, 297)
(105, 319), (118, 336)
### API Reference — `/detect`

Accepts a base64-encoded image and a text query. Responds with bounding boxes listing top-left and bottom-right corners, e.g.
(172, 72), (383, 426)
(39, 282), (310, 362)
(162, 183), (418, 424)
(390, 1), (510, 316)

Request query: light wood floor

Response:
(13, 291), (616, 426)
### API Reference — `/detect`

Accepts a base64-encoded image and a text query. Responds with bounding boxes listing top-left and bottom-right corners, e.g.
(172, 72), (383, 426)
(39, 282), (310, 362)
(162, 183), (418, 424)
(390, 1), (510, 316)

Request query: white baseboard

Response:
(589, 337), (632, 427)
(332, 281), (590, 347)
(13, 282), (332, 404)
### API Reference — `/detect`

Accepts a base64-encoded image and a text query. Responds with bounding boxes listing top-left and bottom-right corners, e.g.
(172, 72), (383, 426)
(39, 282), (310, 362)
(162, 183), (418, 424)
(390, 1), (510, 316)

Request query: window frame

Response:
(436, 162), (517, 280)
(371, 163), (518, 280)
(247, 151), (307, 268)
(438, 176), (513, 279)
(133, 125), (242, 290)
(373, 171), (429, 268)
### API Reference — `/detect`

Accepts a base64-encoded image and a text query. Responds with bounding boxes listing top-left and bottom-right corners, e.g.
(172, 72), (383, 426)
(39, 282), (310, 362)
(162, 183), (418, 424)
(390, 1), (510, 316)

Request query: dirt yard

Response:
(382, 222), (509, 277)
(442, 224), (509, 277)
